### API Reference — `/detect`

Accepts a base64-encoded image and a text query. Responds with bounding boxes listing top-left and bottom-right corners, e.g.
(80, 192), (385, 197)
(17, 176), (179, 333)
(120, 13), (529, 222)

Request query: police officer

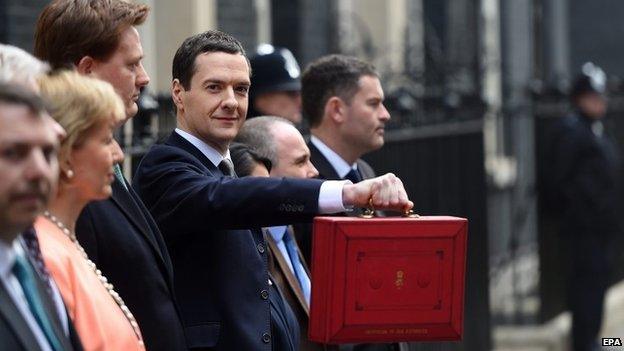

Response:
(249, 44), (302, 124)
(550, 62), (620, 351)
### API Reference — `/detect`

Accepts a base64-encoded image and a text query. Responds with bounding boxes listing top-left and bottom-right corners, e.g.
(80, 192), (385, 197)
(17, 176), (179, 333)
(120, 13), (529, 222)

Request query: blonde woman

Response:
(35, 71), (144, 350)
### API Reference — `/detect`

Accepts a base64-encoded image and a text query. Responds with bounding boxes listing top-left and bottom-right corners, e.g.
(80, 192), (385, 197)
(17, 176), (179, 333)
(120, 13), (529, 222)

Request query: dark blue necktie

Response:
(12, 254), (64, 351)
(345, 168), (362, 183)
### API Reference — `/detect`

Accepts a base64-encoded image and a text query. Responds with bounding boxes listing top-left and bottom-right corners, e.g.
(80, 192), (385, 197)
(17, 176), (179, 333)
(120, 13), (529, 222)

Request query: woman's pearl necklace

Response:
(43, 211), (144, 347)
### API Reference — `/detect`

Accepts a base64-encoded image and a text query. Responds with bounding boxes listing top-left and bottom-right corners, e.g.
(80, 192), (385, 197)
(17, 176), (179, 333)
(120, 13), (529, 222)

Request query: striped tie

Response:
(218, 159), (237, 177)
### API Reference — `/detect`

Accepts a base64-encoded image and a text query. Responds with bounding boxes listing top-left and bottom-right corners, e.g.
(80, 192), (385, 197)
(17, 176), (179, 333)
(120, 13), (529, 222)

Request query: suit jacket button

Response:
(262, 332), (271, 343)
(257, 243), (265, 254)
(260, 289), (269, 300)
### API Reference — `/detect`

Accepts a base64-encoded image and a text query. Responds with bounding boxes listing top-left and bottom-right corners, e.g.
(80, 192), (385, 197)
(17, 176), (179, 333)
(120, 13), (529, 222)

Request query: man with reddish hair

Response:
(34, 1), (187, 350)
(35, 0), (149, 119)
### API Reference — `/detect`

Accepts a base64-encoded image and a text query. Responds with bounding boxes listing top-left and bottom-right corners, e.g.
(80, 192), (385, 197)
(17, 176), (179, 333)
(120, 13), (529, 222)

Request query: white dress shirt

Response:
(176, 128), (348, 213)
(310, 135), (359, 178)
(0, 238), (53, 351)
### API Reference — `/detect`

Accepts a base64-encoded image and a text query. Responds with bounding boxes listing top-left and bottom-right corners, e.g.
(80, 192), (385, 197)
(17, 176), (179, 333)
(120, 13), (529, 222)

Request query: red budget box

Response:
(309, 216), (467, 344)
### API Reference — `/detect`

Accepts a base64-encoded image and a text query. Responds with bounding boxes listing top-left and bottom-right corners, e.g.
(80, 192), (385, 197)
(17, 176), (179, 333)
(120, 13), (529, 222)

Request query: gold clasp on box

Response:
(358, 198), (420, 218)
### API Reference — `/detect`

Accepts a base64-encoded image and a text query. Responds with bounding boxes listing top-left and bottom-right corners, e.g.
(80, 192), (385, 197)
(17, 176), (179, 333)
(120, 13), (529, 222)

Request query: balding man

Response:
(237, 116), (324, 350)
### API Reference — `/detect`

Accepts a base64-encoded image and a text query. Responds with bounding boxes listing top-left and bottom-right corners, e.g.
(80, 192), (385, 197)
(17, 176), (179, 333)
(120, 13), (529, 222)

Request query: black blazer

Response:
(265, 227), (335, 351)
(0, 249), (82, 351)
(75, 176), (187, 350)
(268, 273), (300, 351)
(549, 113), (620, 235)
(133, 131), (322, 350)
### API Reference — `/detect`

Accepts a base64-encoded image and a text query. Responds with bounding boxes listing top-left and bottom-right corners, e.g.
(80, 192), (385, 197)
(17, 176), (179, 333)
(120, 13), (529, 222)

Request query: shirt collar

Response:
(0, 237), (18, 279)
(267, 226), (288, 243)
(310, 135), (357, 179)
(175, 128), (232, 167)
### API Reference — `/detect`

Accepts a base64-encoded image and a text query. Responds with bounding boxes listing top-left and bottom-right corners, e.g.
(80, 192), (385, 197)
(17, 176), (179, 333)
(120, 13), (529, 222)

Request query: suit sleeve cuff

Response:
(318, 180), (351, 214)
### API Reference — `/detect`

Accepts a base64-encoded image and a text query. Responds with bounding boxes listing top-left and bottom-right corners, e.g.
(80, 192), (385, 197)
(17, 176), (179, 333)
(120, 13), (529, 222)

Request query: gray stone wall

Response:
(217, 0), (257, 52)
(271, 0), (335, 67)
(1, 0), (48, 51)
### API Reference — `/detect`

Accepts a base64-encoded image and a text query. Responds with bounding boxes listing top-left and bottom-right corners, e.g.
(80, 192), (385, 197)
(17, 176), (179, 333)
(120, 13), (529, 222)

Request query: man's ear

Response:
(76, 56), (96, 75)
(171, 79), (186, 113)
(325, 96), (346, 124)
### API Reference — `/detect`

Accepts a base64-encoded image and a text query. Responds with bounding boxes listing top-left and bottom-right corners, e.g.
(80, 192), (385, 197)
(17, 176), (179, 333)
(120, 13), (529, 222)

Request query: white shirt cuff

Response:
(318, 180), (351, 214)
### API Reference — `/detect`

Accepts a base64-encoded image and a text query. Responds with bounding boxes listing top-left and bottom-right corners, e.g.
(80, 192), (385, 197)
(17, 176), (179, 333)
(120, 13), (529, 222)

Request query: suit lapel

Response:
(264, 228), (309, 316)
(0, 284), (42, 351)
(108, 175), (178, 303)
(127, 184), (176, 277)
(110, 180), (164, 261)
(167, 132), (221, 174)
(308, 142), (340, 180)
(309, 141), (375, 181)
(356, 159), (375, 179)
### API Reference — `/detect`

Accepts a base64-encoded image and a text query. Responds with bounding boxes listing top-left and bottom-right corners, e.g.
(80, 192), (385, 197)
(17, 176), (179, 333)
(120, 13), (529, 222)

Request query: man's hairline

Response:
(181, 50), (252, 89)
(318, 72), (379, 118)
(69, 24), (143, 69)
(267, 119), (304, 167)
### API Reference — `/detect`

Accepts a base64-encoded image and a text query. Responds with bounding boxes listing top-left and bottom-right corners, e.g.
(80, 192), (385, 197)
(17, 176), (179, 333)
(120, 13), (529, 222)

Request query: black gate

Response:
(364, 120), (490, 351)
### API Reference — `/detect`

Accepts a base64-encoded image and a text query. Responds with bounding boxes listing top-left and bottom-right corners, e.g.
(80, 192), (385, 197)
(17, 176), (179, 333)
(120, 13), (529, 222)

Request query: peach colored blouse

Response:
(35, 217), (144, 351)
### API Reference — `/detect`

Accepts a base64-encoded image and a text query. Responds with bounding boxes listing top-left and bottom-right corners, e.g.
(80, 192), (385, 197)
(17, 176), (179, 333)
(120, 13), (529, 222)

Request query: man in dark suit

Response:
(237, 116), (329, 351)
(549, 63), (620, 351)
(0, 42), (78, 344)
(0, 84), (81, 351)
(34, 1), (187, 350)
(300, 55), (407, 351)
(133, 30), (412, 351)
(302, 54), (388, 183)
(229, 141), (303, 350)
(297, 54), (388, 262)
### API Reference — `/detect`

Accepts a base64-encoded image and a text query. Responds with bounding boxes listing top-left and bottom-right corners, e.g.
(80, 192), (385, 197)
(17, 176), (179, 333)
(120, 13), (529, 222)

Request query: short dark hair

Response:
(172, 30), (249, 89)
(0, 83), (47, 116)
(301, 54), (378, 127)
(230, 142), (272, 177)
(34, 0), (149, 70)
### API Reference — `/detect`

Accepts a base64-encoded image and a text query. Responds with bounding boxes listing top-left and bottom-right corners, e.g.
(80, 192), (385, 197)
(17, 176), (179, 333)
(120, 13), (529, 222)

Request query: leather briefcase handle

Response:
(359, 198), (420, 219)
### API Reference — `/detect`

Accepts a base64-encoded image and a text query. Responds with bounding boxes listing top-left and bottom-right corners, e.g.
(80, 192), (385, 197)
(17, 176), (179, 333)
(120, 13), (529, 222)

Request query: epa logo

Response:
(602, 337), (623, 347)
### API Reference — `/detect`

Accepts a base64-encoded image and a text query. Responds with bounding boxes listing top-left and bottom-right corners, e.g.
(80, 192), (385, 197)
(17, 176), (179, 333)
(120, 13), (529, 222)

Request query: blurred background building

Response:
(2, 0), (624, 350)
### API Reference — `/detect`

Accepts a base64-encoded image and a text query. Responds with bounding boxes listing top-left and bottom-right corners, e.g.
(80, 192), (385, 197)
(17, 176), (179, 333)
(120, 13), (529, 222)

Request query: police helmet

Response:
(250, 44), (301, 98)
(571, 62), (607, 98)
